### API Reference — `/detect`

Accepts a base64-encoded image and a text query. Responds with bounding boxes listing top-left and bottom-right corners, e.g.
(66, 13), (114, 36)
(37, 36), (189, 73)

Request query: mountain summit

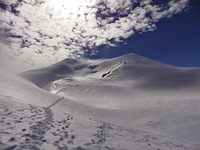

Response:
(22, 53), (200, 89)
(20, 53), (200, 109)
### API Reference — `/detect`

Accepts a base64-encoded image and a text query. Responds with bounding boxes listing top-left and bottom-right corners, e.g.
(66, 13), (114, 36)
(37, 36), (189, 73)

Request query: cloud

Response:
(0, 0), (189, 70)
(0, 0), (18, 5)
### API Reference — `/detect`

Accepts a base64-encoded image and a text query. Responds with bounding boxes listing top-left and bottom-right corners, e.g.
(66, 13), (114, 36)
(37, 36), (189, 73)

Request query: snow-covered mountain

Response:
(1, 53), (200, 150)
(22, 53), (200, 108)
(22, 53), (200, 89)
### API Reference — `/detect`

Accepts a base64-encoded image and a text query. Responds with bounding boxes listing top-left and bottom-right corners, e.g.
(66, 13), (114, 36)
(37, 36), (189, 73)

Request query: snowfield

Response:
(1, 53), (200, 150)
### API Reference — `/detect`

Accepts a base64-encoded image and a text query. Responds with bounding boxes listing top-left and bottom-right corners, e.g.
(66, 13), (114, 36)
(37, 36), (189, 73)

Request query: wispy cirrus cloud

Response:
(0, 0), (189, 70)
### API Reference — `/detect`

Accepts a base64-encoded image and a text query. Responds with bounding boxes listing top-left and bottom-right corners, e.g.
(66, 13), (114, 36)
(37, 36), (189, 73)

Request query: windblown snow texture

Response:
(1, 53), (200, 150)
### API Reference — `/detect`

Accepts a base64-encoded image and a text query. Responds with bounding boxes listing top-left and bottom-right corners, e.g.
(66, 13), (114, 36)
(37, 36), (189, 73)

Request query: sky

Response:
(0, 0), (199, 71)
(87, 0), (200, 67)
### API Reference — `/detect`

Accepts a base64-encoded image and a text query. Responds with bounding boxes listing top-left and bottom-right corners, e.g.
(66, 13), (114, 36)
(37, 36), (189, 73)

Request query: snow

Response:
(1, 53), (200, 150)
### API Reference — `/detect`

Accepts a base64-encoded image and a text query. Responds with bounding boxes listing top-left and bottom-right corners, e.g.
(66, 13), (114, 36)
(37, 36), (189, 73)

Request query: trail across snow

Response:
(1, 95), (198, 150)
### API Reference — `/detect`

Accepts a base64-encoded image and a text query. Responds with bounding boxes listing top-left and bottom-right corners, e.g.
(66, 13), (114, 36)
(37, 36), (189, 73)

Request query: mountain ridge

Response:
(21, 53), (200, 89)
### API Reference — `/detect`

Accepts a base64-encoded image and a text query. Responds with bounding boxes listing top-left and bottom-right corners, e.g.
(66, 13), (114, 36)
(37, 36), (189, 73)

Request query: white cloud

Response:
(0, 0), (18, 5)
(0, 0), (189, 70)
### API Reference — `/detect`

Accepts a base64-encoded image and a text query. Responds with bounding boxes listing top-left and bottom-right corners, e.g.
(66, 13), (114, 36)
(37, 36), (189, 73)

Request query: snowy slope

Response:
(1, 53), (200, 150)
(22, 53), (200, 108)
(22, 54), (200, 143)
(23, 53), (200, 89)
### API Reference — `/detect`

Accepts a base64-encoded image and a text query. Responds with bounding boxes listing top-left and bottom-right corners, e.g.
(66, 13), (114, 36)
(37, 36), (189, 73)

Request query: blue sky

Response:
(0, 0), (199, 70)
(87, 0), (200, 67)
